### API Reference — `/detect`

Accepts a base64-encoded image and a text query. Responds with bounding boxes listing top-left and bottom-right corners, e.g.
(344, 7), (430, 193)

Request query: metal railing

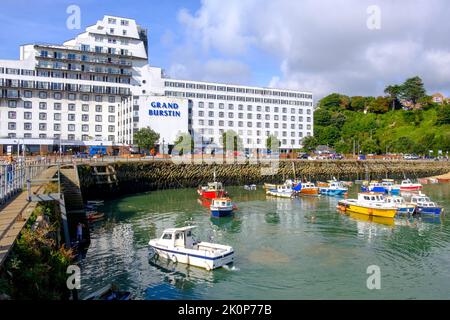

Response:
(0, 159), (50, 205)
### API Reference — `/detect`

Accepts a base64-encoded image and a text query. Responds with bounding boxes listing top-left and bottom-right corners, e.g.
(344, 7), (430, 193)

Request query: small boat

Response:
(317, 181), (330, 187)
(87, 200), (104, 206)
(437, 178), (450, 183)
(243, 184), (257, 190)
(297, 182), (320, 196)
(410, 194), (443, 215)
(428, 178), (439, 184)
(210, 197), (235, 218)
(337, 192), (397, 218)
(148, 226), (234, 271)
(263, 183), (277, 190)
(84, 284), (131, 300)
(266, 184), (293, 198)
(197, 182), (228, 199)
(319, 180), (348, 196)
(361, 181), (387, 193)
(86, 211), (105, 222)
(418, 178), (429, 185)
(385, 196), (415, 214)
(381, 179), (400, 194)
(399, 179), (422, 191)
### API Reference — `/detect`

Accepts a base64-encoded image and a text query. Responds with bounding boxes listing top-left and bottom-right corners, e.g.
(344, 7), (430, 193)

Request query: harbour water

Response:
(79, 184), (450, 299)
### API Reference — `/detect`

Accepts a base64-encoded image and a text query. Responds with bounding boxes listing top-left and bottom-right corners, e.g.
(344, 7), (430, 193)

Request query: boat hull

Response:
(320, 188), (347, 196)
(150, 246), (234, 270)
(210, 208), (233, 218)
(266, 190), (292, 198)
(338, 202), (396, 218)
(198, 190), (227, 199)
(300, 188), (320, 196)
(396, 207), (415, 214)
(415, 206), (443, 215)
(400, 186), (422, 191)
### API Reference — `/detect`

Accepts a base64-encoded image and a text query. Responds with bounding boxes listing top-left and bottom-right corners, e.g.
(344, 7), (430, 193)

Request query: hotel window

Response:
(307, 125), (311, 130)
(108, 115), (115, 122)
(108, 135), (115, 142)
(24, 112), (32, 120)
(274, 107), (279, 113)
(219, 120), (224, 127)
(108, 105), (115, 113)
(68, 114), (76, 121)
(95, 125), (102, 132)
(238, 104), (243, 111)
(247, 122), (253, 127)
(95, 95), (103, 102)
(39, 102), (47, 110)
(68, 134), (75, 141)
(8, 111), (16, 119)
(108, 96), (115, 103)
(24, 133), (31, 138)
(208, 102), (214, 109)
(108, 125), (115, 132)
(24, 91), (32, 98)
(228, 121), (234, 126)
(219, 112), (224, 118)
(82, 114), (89, 121)
(54, 92), (62, 100)
(291, 132), (295, 137)
(228, 104), (234, 110)
(82, 94), (90, 101)
(8, 100), (17, 108)
(299, 109), (303, 114)
(53, 103), (61, 110)
(95, 135), (102, 140)
(68, 124), (75, 132)
(82, 104), (89, 112)
(307, 117), (311, 122)
(219, 103), (225, 109)
(95, 115), (102, 122)
(307, 132), (311, 137)
(208, 111), (214, 117)
(307, 109), (311, 115)
(282, 123), (287, 129)
(68, 104), (76, 111)
(8, 122), (16, 130)
(257, 114), (262, 120)
(228, 113), (234, 118)
(282, 139), (287, 145)
(256, 122), (262, 128)
(256, 106), (262, 112)
(82, 125), (89, 132)
(54, 113), (61, 121)
(108, 18), (116, 24)
(198, 119), (204, 125)
(299, 124), (303, 129)
(198, 102), (204, 108)
(274, 115), (279, 121)
(39, 123), (47, 131)
(247, 105), (252, 111)
(299, 116), (303, 122)
(265, 123), (270, 128)
(265, 114), (270, 120)
(68, 93), (76, 100)
(238, 113), (243, 119)
(282, 115), (287, 121)
(299, 132), (303, 137)
(39, 91), (47, 99)
(274, 123), (279, 129)
(238, 121), (243, 127)
(208, 120), (214, 126)
(247, 114), (252, 119)
(198, 111), (204, 117)
(39, 134), (47, 139)
(95, 105), (102, 112)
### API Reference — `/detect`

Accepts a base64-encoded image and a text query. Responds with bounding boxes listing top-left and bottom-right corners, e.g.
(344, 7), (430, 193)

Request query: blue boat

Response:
(210, 198), (235, 218)
(319, 180), (348, 196)
(385, 196), (415, 214)
(410, 194), (443, 215)
(361, 182), (387, 193)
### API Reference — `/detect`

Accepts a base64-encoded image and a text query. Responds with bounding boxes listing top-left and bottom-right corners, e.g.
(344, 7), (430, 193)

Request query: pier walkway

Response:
(0, 166), (59, 266)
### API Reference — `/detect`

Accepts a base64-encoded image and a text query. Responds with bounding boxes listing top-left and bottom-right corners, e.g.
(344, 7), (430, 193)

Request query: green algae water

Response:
(79, 184), (450, 300)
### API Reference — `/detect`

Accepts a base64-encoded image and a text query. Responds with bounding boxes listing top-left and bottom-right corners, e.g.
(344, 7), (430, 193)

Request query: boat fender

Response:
(171, 255), (177, 263)
(205, 262), (211, 271)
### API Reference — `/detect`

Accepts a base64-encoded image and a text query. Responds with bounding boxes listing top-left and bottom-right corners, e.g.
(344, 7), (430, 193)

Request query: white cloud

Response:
(168, 0), (450, 99)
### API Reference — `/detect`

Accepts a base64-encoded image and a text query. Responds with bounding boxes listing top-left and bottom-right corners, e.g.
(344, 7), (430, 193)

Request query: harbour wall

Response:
(77, 160), (450, 199)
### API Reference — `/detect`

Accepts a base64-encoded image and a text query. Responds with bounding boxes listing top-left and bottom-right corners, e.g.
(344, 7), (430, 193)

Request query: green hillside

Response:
(305, 77), (450, 155)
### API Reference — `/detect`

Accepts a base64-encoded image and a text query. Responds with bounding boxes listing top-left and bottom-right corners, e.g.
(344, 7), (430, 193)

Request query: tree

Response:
(400, 76), (426, 105)
(366, 96), (390, 114)
(266, 134), (281, 151)
(361, 138), (380, 154)
(392, 136), (416, 154)
(314, 108), (333, 126)
(349, 96), (366, 111)
(384, 85), (402, 111)
(173, 132), (194, 156)
(301, 136), (318, 152)
(436, 105), (450, 125)
(133, 127), (160, 154)
(221, 130), (243, 160)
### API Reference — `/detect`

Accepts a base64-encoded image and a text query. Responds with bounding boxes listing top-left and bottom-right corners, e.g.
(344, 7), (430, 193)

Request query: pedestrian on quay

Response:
(76, 222), (84, 242)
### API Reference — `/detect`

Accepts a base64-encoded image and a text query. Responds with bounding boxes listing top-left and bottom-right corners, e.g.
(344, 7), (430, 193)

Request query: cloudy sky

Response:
(1, 0), (449, 99)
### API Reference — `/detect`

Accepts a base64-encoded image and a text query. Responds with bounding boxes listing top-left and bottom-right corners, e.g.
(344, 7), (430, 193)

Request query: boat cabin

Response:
(410, 195), (436, 206)
(385, 196), (405, 205)
(205, 182), (224, 191)
(329, 181), (345, 189)
(158, 226), (197, 249)
(401, 179), (413, 185)
(302, 182), (316, 189)
(358, 192), (385, 203)
(211, 198), (232, 208)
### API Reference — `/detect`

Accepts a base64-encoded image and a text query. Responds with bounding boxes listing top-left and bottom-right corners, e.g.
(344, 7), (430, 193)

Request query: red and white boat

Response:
(197, 182), (228, 199)
(399, 179), (422, 191)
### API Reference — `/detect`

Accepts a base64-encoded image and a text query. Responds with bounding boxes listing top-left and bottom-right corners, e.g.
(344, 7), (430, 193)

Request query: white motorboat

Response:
(266, 184), (293, 198)
(148, 226), (234, 271)
(385, 195), (415, 214)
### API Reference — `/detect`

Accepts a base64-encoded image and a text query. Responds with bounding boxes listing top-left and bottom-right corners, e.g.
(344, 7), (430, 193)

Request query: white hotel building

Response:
(0, 15), (313, 156)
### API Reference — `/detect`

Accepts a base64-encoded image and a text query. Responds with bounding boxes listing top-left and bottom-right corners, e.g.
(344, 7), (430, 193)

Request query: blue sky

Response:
(0, 0), (279, 88)
(1, 0), (450, 98)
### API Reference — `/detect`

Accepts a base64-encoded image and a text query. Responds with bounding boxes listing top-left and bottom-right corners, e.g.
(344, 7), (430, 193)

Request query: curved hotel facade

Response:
(0, 15), (313, 155)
